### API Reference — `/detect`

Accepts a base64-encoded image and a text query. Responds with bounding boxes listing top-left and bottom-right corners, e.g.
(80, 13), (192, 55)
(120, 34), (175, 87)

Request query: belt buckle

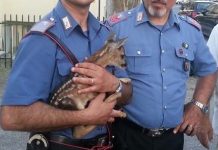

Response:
(147, 129), (163, 137)
(28, 134), (49, 149)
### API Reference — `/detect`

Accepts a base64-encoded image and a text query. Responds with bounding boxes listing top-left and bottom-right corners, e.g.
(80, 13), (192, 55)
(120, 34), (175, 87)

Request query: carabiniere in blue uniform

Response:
(1, 1), (127, 140)
(106, 3), (217, 129)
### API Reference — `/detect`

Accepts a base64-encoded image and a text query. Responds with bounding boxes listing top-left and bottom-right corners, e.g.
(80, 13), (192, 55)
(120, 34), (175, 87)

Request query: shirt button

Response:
(161, 32), (163, 35)
(137, 50), (141, 55)
(163, 86), (167, 90)
(161, 49), (165, 53)
(164, 106), (167, 109)
(162, 68), (166, 72)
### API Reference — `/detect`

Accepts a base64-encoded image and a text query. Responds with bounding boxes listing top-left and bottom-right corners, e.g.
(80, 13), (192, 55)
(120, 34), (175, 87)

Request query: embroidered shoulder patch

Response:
(107, 13), (127, 26)
(30, 20), (55, 33)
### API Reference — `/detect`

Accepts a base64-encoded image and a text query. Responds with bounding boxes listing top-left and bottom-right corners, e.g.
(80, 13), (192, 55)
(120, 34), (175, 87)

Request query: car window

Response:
(196, 2), (212, 12)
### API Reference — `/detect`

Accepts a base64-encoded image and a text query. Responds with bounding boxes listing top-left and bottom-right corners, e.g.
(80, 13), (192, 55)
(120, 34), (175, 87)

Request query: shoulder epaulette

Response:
(30, 20), (55, 33)
(179, 15), (201, 31)
(106, 12), (128, 27)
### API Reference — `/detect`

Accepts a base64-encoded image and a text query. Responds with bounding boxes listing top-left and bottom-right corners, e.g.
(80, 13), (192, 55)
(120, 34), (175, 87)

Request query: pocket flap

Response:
(175, 47), (194, 61)
(57, 51), (72, 76)
(124, 45), (152, 57)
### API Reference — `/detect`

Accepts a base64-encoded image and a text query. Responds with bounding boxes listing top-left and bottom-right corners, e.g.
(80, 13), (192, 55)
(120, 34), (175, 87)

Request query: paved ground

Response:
(0, 67), (217, 150)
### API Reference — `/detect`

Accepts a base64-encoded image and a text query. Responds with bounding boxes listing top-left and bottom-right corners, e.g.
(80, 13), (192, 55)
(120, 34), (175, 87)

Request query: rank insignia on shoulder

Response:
(30, 20), (55, 33)
(62, 16), (72, 30)
(137, 12), (144, 22)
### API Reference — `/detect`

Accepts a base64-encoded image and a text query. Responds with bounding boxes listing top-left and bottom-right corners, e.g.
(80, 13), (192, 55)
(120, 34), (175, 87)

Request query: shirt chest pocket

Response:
(125, 45), (152, 75)
(56, 51), (74, 77)
(175, 47), (194, 61)
(175, 46), (195, 75)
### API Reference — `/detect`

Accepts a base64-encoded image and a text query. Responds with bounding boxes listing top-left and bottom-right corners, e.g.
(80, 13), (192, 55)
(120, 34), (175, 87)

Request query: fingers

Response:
(75, 62), (99, 71)
(173, 124), (181, 134)
(71, 63), (101, 77)
(179, 121), (189, 133)
(197, 133), (209, 149)
(78, 86), (97, 94)
(111, 109), (127, 118)
(72, 67), (96, 78)
(208, 129), (213, 141)
(185, 124), (194, 136)
(176, 123), (197, 136)
(173, 118), (196, 136)
(108, 117), (115, 123)
(189, 125), (197, 136)
(105, 92), (122, 103)
(93, 93), (106, 102)
(73, 77), (95, 85)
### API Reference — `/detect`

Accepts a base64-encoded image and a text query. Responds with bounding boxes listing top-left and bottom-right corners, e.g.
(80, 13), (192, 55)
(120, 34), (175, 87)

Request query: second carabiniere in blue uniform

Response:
(107, 3), (217, 129)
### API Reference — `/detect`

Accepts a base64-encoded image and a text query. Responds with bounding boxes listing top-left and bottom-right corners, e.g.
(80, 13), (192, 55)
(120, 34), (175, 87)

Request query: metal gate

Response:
(0, 14), (40, 68)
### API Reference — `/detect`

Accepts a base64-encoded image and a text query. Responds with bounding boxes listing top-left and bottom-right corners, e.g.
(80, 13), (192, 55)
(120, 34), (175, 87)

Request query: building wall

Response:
(0, 0), (106, 22)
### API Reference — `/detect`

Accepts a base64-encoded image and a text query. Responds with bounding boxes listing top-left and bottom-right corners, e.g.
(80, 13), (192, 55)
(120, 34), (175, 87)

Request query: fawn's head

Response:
(87, 33), (127, 68)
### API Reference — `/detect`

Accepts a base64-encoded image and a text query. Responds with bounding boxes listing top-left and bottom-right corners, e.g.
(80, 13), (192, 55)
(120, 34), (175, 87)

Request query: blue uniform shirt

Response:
(107, 4), (217, 129)
(1, 1), (127, 139)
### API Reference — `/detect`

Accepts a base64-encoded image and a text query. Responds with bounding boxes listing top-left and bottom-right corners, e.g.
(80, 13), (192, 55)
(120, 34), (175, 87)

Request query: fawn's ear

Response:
(116, 37), (127, 48)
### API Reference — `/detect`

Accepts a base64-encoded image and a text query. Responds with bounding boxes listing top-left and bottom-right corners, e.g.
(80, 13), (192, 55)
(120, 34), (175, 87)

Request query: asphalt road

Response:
(0, 68), (217, 150)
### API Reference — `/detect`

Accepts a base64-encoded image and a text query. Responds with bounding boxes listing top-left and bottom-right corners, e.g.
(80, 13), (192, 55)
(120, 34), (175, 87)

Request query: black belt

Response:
(27, 133), (112, 150)
(121, 119), (174, 138)
(48, 134), (110, 148)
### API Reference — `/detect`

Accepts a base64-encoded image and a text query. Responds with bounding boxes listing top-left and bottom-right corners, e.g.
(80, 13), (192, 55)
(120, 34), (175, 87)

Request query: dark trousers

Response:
(112, 119), (184, 150)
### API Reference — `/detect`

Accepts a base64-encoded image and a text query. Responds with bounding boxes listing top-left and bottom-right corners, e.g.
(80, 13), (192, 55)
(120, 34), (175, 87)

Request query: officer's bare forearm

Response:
(0, 101), (89, 132)
(193, 71), (218, 104)
(117, 82), (132, 106)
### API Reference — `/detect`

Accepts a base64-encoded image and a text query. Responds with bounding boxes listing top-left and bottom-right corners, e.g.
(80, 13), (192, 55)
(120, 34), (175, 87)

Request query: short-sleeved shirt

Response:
(207, 24), (218, 135)
(1, 1), (127, 139)
(107, 4), (217, 129)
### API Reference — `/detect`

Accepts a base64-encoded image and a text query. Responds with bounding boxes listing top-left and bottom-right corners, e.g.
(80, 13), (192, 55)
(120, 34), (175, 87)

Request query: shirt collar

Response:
(135, 3), (180, 30)
(167, 10), (181, 30)
(87, 13), (102, 40)
(54, 1), (101, 37)
(135, 4), (149, 26)
(54, 1), (78, 36)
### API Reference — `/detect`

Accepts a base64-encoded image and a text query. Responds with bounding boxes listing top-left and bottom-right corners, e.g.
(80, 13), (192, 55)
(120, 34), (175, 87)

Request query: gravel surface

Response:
(0, 67), (217, 150)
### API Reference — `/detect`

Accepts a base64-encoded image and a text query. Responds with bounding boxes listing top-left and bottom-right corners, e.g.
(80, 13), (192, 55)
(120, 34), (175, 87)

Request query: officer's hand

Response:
(173, 102), (203, 136)
(84, 93), (124, 125)
(72, 62), (119, 94)
(196, 115), (213, 149)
